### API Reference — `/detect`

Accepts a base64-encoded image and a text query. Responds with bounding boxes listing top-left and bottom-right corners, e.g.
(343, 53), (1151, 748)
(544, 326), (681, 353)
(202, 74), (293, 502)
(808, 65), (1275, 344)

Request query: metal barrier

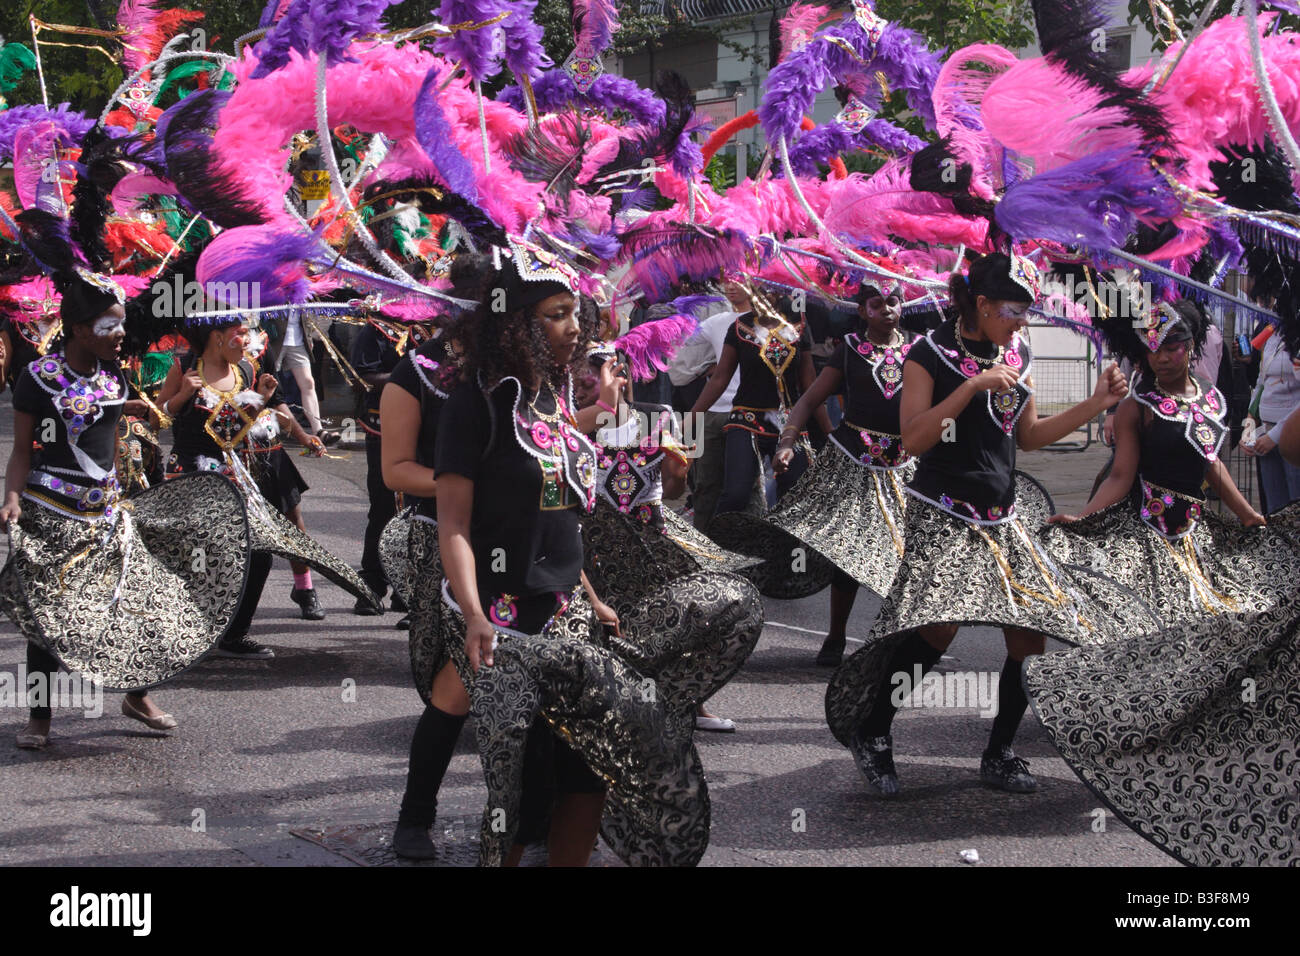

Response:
(1027, 324), (1098, 450)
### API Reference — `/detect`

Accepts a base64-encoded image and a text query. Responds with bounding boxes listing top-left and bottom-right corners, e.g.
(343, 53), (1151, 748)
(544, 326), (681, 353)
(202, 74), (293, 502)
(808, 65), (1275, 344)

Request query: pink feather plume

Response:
(779, 4), (831, 62)
(614, 314), (698, 381)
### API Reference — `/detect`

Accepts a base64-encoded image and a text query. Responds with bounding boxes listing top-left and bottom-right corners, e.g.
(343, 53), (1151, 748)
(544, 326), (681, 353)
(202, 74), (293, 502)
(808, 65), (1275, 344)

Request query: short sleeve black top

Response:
(906, 322), (1034, 521)
(826, 332), (916, 434)
(1133, 372), (1227, 500)
(724, 315), (812, 410)
(12, 353), (126, 513)
(435, 375), (598, 606)
(350, 320), (405, 433)
(386, 337), (453, 519)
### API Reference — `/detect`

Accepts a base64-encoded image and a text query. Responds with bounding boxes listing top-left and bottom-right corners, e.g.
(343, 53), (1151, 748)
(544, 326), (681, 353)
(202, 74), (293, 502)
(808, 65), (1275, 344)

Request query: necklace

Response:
(955, 329), (1003, 367)
(864, 329), (905, 349)
(197, 358), (258, 450)
(527, 384), (564, 425)
(1153, 377), (1200, 403)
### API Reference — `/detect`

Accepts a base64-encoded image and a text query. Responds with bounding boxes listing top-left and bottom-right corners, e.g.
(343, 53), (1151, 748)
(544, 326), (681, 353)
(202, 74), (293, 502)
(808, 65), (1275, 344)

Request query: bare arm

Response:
(581, 569), (621, 635)
(661, 451), (688, 500)
(1206, 458), (1265, 526)
(572, 357), (628, 434)
(900, 362), (1008, 457)
(688, 344), (739, 417)
(379, 383), (436, 498)
(1, 410), (35, 525)
(1054, 398), (1141, 521)
(437, 472), (493, 672)
(799, 350), (834, 436)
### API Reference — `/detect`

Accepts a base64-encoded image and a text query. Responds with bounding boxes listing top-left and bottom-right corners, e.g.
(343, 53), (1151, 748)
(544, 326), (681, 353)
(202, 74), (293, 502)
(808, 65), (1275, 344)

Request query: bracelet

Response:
(596, 399), (617, 415)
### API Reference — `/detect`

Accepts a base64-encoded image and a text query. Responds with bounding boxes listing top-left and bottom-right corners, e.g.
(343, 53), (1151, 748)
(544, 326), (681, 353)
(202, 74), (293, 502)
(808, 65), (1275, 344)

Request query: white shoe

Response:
(695, 715), (736, 733)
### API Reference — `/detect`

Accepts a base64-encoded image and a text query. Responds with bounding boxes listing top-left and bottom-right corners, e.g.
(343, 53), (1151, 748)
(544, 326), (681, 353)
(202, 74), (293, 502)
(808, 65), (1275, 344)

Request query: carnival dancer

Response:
(1041, 298), (1300, 625)
(1, 271), (249, 748)
(576, 340), (764, 737)
(156, 308), (379, 659)
(824, 253), (1140, 797)
(765, 282), (918, 666)
(437, 246), (738, 866)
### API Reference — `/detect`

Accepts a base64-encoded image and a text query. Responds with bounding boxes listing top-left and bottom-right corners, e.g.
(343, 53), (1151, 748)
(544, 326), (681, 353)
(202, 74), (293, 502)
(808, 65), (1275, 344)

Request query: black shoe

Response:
(291, 587), (326, 621)
(390, 592), (408, 613)
(395, 614), (411, 630)
(213, 635), (275, 660)
(815, 634), (846, 666)
(392, 821), (437, 860)
(980, 746), (1038, 793)
(318, 429), (342, 447)
(354, 595), (383, 616)
(850, 732), (899, 796)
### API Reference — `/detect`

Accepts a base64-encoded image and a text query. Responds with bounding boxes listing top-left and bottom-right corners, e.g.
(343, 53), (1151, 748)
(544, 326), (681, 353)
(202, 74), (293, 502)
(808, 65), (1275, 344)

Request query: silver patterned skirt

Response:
(0, 473), (250, 690)
(1037, 501), (1300, 628)
(1026, 599), (1300, 866)
(379, 506), (416, 606)
(825, 473), (1160, 746)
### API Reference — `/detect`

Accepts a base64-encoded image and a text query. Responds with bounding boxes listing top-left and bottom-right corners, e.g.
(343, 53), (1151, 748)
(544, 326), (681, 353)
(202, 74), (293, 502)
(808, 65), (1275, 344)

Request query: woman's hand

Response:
(1101, 414), (1116, 447)
(0, 495), (21, 528)
(177, 368), (204, 402)
(465, 614), (495, 672)
(592, 600), (622, 638)
(1248, 434), (1277, 457)
(598, 357), (628, 407)
(970, 364), (1020, 394)
(773, 445), (795, 474)
(122, 399), (152, 419)
(1091, 362), (1128, 410)
(256, 373), (278, 400)
(302, 433), (326, 458)
(1046, 513), (1081, 524)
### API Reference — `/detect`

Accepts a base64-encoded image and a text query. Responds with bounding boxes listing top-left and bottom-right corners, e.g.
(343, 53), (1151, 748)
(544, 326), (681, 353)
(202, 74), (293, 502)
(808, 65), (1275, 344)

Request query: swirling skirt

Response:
(1026, 601), (1300, 866)
(767, 440), (916, 598)
(825, 476), (1160, 746)
(1037, 502), (1300, 629)
(379, 506), (416, 605)
(0, 474), (250, 690)
(405, 517), (446, 707)
(444, 589), (716, 867)
(661, 509), (761, 576)
(705, 509), (837, 600)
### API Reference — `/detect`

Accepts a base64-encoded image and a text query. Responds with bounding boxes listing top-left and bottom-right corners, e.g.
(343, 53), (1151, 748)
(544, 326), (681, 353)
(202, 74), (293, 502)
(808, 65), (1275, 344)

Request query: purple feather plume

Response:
(497, 71), (665, 127)
(195, 226), (322, 306)
(668, 293), (724, 316)
(561, 224), (620, 260)
(501, 0), (551, 79)
(760, 5), (941, 145)
(252, 0), (399, 78)
(784, 118), (925, 175)
(434, 0), (509, 83)
(615, 223), (752, 301)
(614, 314), (698, 381)
(413, 65), (482, 204)
(994, 149), (1181, 250)
(0, 104), (96, 164)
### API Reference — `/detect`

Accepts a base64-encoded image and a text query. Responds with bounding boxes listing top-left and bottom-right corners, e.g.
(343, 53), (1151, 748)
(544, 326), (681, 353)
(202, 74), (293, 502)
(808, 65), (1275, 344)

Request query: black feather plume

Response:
(163, 91), (267, 228)
(504, 111), (593, 200)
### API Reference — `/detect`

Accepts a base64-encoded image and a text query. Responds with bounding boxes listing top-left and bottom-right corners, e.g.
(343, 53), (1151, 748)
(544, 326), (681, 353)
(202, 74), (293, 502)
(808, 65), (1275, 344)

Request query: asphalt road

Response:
(0, 418), (1173, 867)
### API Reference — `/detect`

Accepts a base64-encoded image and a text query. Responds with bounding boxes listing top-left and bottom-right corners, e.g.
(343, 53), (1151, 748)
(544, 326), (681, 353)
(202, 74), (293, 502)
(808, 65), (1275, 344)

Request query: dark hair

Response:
(947, 253), (1032, 330)
(180, 319), (240, 355)
(1096, 296), (1210, 369)
(458, 261), (583, 390)
(56, 273), (120, 328)
(855, 284), (884, 307)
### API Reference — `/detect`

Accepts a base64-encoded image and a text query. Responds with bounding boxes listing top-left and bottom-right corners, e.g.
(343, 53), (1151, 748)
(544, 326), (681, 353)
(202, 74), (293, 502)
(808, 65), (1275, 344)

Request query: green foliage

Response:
(876, 0), (1035, 53)
(704, 151), (735, 192)
(1124, 0), (1298, 41)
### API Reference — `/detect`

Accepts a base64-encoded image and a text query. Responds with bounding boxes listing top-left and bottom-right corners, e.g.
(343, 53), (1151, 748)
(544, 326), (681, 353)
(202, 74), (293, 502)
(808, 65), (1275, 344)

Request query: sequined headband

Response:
(1139, 302), (1187, 352)
(1008, 254), (1041, 304)
(74, 267), (126, 306)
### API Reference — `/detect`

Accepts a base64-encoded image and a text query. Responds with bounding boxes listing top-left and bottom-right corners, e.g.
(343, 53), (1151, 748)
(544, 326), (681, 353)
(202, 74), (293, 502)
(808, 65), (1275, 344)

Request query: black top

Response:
(825, 332), (916, 468)
(1133, 372), (1226, 501)
(12, 352), (126, 514)
(906, 322), (1033, 520)
(170, 355), (286, 461)
(350, 320), (406, 433)
(435, 375), (597, 608)
(387, 337), (453, 519)
(725, 315), (812, 410)
(593, 400), (687, 529)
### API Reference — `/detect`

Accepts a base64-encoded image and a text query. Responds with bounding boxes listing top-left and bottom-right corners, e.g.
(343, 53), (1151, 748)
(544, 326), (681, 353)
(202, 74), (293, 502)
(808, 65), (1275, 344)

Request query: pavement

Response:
(0, 408), (1179, 867)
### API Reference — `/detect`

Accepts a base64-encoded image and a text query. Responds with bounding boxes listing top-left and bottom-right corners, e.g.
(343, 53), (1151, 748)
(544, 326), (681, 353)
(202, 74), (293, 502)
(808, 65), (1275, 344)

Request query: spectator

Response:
(1244, 331), (1300, 513)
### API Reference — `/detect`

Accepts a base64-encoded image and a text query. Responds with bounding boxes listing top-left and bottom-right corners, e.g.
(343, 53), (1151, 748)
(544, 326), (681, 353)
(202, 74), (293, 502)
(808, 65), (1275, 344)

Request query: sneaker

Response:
(815, 634), (846, 667)
(390, 592), (408, 613)
(291, 587), (326, 621)
(213, 635), (275, 660)
(980, 746), (1038, 793)
(850, 732), (899, 796)
(392, 821), (437, 860)
(354, 595), (383, 616)
(695, 714), (736, 733)
(395, 614), (411, 631)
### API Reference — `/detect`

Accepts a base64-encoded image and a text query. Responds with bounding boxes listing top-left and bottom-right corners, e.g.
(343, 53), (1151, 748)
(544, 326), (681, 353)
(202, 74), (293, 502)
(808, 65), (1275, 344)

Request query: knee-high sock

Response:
(398, 705), (467, 826)
(986, 656), (1029, 755)
(859, 630), (943, 738)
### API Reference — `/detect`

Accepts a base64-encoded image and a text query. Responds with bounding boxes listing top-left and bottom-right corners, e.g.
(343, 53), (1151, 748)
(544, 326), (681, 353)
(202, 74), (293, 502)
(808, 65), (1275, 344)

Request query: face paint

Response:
(997, 302), (1030, 322)
(93, 314), (125, 337)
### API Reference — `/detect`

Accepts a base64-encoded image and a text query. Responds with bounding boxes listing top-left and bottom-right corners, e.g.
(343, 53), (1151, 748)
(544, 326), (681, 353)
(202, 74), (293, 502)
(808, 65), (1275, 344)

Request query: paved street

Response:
(0, 417), (1174, 867)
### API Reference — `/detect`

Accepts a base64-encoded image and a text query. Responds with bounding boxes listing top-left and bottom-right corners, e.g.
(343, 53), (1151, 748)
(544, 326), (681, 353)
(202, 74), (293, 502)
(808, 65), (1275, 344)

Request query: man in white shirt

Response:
(671, 285), (746, 530)
(277, 310), (339, 445)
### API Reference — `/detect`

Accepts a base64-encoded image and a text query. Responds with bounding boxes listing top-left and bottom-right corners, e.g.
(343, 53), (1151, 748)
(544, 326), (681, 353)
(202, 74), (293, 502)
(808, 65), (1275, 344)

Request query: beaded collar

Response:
(594, 407), (679, 518)
(924, 325), (1033, 436)
(845, 331), (913, 400)
(26, 352), (125, 483)
(493, 374), (597, 512)
(1133, 372), (1226, 463)
(736, 316), (804, 408)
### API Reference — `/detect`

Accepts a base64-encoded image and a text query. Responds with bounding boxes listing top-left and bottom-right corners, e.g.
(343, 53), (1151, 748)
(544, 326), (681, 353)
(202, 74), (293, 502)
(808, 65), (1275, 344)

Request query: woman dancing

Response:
(825, 253), (1136, 797)
(1, 271), (249, 747)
